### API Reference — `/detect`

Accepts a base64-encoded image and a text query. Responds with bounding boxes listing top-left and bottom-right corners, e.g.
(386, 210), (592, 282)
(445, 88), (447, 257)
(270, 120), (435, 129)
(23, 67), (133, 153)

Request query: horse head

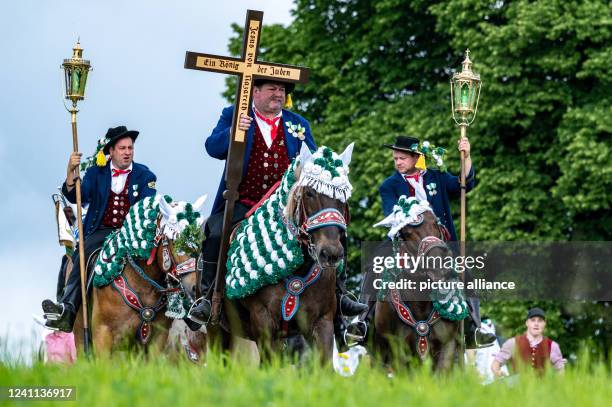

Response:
(286, 143), (354, 269)
(375, 196), (451, 282)
(155, 195), (207, 305)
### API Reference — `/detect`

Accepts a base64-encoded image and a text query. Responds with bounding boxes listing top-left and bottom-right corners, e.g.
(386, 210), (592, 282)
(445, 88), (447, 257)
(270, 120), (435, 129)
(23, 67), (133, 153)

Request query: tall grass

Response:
(1, 347), (610, 407)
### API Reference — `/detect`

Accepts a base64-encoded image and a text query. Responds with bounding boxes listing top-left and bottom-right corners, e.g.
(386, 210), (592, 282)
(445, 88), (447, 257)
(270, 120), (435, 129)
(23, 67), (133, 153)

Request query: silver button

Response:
(263, 184), (268, 189)
(263, 163), (269, 168)
(274, 163), (279, 168)
(114, 202), (118, 206)
(112, 218), (117, 223)
(274, 153), (278, 159)
(120, 210), (124, 215)
(114, 196), (119, 200)
(263, 175), (269, 180)
(264, 152), (269, 158)
(113, 210), (118, 214)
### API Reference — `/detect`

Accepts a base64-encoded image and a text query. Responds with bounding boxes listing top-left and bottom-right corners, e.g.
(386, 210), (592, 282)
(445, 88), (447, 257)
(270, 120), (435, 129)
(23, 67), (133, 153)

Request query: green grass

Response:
(1, 350), (610, 407)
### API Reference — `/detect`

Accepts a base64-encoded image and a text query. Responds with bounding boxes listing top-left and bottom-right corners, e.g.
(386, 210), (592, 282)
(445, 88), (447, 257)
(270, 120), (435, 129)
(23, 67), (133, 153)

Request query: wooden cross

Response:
(184, 9), (309, 324)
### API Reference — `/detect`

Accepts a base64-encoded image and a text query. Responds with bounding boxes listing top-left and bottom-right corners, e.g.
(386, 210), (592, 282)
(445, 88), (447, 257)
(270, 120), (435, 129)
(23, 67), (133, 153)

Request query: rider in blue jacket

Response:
(42, 126), (157, 332)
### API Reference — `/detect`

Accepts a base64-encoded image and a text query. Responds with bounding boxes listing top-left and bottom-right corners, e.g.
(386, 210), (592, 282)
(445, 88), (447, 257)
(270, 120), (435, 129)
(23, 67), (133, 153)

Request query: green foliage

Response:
(173, 223), (204, 258)
(221, 0), (611, 358)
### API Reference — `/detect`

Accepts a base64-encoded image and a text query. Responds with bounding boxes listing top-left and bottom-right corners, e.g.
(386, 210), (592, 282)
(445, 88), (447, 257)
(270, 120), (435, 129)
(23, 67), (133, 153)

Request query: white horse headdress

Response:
(297, 143), (354, 202)
(374, 195), (434, 239)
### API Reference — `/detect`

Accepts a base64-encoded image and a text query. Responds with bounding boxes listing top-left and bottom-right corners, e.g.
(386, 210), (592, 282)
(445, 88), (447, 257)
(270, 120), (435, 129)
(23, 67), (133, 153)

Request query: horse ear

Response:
(339, 142), (355, 167)
(158, 196), (174, 220)
(192, 194), (207, 213)
(373, 212), (396, 229)
(299, 142), (313, 164)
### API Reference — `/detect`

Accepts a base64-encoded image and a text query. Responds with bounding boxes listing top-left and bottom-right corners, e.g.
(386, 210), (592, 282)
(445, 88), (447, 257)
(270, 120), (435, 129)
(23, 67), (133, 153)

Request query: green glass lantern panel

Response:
(469, 82), (478, 110)
(460, 83), (469, 108)
(71, 70), (81, 95)
(453, 81), (462, 110)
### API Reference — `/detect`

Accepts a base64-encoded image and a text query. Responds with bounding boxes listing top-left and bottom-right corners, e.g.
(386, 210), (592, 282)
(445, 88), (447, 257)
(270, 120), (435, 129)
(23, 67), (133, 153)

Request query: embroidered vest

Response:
(512, 334), (552, 373)
(102, 173), (132, 228)
(238, 122), (290, 207)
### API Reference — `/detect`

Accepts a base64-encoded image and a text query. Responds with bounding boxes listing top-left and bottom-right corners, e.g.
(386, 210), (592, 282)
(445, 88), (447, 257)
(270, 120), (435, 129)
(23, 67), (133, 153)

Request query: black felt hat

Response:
(526, 307), (546, 320)
(103, 126), (139, 154)
(253, 78), (295, 94)
(383, 135), (422, 154)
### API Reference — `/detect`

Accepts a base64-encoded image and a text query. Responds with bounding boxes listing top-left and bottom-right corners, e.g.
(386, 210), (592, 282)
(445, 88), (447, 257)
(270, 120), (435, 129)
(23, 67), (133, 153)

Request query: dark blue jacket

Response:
(379, 167), (475, 241)
(206, 105), (316, 215)
(62, 162), (157, 236)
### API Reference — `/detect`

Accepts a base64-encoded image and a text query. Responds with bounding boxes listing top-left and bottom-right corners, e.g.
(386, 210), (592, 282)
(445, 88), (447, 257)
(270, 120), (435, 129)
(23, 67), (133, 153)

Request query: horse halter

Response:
(146, 217), (198, 285)
(293, 193), (349, 265)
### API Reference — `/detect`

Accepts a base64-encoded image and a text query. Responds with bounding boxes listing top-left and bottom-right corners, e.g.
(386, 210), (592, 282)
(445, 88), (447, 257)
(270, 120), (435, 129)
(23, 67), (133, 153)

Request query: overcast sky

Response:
(0, 0), (293, 360)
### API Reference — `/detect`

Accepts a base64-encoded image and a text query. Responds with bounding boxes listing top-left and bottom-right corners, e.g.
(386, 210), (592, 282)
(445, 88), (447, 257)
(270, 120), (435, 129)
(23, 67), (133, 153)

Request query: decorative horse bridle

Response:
(277, 189), (349, 337)
(110, 216), (198, 345)
(290, 189), (349, 266)
(389, 213), (451, 359)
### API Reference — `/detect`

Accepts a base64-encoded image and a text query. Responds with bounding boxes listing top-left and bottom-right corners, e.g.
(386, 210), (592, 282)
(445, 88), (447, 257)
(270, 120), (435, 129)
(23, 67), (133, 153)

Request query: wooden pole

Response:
(70, 107), (91, 355)
(458, 123), (467, 368)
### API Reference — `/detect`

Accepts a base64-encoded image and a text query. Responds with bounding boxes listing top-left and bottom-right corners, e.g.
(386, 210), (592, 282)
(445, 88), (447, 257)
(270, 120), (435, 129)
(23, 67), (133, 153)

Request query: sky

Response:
(0, 0), (294, 360)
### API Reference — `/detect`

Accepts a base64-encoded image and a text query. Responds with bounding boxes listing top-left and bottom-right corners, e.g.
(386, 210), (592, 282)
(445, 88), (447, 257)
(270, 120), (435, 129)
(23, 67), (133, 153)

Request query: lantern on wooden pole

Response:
(61, 40), (92, 354)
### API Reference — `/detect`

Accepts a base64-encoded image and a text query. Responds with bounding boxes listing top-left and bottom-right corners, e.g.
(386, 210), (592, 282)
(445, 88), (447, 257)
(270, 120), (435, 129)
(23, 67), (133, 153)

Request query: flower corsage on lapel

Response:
(426, 182), (438, 196)
(285, 121), (306, 140)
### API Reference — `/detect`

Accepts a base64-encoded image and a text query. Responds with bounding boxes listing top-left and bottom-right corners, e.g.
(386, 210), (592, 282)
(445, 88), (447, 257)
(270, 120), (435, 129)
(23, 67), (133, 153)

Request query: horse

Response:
(372, 196), (466, 372)
(70, 196), (205, 358)
(208, 143), (354, 363)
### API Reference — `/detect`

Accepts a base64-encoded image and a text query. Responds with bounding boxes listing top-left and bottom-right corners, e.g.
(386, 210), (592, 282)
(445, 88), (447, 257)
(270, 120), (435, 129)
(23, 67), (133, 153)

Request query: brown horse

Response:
(69, 198), (205, 359)
(374, 204), (462, 372)
(210, 144), (353, 363)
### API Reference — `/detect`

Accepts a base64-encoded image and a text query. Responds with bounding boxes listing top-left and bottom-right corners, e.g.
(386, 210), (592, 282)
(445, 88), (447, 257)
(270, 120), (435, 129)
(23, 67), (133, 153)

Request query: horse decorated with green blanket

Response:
(211, 143), (354, 362)
(86, 195), (206, 357)
(373, 196), (468, 372)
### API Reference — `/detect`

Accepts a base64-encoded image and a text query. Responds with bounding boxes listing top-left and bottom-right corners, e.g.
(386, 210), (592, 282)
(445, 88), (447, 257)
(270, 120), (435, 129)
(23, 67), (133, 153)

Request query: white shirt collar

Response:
(252, 104), (283, 121)
(110, 161), (133, 173)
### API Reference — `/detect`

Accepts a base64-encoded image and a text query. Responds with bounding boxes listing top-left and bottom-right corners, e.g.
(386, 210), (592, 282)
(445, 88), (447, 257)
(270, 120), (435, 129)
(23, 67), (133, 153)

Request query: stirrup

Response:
(343, 318), (368, 348)
(33, 314), (59, 331)
(187, 297), (211, 326)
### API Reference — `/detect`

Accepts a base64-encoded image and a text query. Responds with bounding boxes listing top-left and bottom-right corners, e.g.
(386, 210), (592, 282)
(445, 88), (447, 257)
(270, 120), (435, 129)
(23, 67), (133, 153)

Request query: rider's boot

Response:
(465, 297), (496, 348)
(186, 260), (216, 328)
(42, 267), (81, 332)
(336, 273), (368, 317)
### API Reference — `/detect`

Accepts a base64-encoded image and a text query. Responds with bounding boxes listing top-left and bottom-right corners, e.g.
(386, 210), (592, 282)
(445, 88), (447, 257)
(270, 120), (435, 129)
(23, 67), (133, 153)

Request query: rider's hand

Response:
(66, 152), (82, 186)
(67, 152), (82, 172)
(237, 113), (253, 132)
(458, 137), (471, 158)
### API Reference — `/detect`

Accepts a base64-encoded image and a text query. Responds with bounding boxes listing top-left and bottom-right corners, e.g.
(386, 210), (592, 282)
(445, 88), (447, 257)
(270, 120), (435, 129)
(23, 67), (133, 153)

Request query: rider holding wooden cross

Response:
(41, 126), (158, 332)
(188, 78), (368, 327)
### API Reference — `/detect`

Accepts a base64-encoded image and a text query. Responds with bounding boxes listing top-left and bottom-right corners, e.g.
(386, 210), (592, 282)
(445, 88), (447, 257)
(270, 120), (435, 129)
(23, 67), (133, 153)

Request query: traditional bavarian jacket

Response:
(206, 105), (316, 215)
(379, 168), (475, 242)
(62, 162), (157, 236)
(494, 334), (566, 372)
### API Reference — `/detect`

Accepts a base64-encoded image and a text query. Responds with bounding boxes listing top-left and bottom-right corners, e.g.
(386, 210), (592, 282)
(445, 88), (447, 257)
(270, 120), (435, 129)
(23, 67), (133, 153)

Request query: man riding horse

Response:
(360, 135), (495, 348)
(189, 78), (367, 330)
(42, 126), (158, 332)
